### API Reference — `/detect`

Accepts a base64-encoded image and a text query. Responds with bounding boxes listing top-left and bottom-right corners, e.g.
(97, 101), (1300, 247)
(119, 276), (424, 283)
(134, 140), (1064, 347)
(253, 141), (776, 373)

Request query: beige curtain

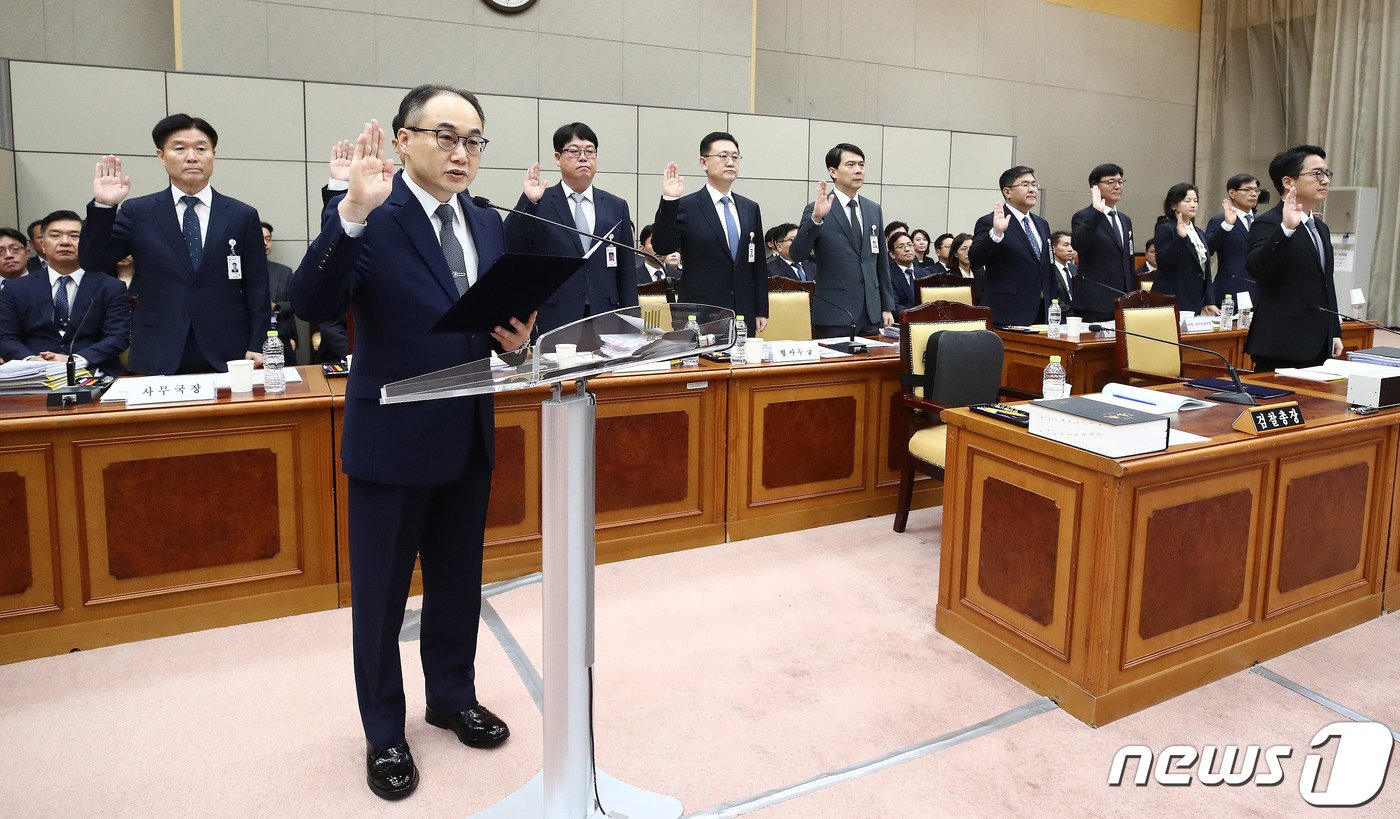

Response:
(1309, 0), (1400, 322)
(1200, 0), (1400, 323)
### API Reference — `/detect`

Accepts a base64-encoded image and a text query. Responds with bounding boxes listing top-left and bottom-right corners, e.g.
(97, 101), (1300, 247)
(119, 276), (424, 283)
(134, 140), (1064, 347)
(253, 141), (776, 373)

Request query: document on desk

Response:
(1167, 427), (1211, 447)
(1094, 382), (1212, 414)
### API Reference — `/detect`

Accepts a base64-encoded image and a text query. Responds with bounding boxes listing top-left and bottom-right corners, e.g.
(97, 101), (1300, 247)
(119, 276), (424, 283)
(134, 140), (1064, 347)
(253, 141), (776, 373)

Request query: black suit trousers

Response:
(348, 438), (493, 750)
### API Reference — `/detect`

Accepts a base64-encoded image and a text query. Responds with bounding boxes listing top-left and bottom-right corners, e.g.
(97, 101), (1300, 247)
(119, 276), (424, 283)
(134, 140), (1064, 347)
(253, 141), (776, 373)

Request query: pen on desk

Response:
(1107, 391), (1156, 407)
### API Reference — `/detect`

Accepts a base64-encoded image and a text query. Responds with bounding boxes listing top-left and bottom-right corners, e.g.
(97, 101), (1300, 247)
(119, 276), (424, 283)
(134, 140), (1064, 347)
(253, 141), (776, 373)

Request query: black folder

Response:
(430, 252), (586, 334)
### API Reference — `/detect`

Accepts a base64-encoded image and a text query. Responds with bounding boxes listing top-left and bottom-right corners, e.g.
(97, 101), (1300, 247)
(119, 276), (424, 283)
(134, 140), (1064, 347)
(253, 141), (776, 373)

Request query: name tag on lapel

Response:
(227, 255), (242, 280)
(606, 245), (617, 268)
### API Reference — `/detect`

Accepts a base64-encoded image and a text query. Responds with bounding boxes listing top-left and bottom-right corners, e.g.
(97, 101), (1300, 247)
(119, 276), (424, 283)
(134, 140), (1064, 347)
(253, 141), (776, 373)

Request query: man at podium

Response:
(291, 84), (535, 802)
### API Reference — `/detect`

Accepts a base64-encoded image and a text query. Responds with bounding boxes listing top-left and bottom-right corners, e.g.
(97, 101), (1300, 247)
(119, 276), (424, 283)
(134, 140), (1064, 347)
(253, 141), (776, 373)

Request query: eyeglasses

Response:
(703, 152), (742, 163)
(0, 245), (26, 256)
(891, 242), (914, 251)
(1235, 186), (1261, 194)
(1008, 181), (1040, 191)
(1098, 178), (1125, 188)
(559, 147), (598, 159)
(1299, 169), (1335, 182)
(406, 127), (489, 155)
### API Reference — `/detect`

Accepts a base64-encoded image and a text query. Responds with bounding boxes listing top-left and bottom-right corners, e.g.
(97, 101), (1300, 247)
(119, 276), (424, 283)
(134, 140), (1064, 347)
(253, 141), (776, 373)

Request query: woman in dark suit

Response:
(910, 229), (936, 269)
(1152, 183), (1221, 316)
(949, 232), (984, 293)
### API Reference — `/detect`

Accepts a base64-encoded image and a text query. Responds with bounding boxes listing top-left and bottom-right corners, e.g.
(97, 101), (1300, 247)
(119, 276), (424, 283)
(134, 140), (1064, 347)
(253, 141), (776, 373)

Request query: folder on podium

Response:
(386, 304), (736, 819)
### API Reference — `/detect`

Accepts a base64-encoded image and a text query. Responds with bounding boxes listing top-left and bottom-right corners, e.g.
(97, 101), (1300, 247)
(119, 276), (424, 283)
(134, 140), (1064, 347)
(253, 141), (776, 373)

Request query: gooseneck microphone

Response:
(471, 196), (668, 270)
(1312, 304), (1400, 334)
(48, 281), (102, 407)
(808, 291), (868, 354)
(1086, 323), (1257, 405)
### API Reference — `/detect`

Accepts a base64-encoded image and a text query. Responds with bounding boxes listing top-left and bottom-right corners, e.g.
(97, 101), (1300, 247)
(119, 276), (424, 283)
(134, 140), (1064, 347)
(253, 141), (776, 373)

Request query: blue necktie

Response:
(54, 276), (71, 327)
(1023, 216), (1041, 259)
(792, 262), (805, 281)
(181, 195), (203, 270)
(721, 196), (740, 260)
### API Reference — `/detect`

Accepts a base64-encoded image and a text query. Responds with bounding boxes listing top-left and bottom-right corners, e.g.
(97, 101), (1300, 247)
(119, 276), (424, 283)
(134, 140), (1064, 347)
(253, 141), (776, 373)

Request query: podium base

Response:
(472, 769), (683, 819)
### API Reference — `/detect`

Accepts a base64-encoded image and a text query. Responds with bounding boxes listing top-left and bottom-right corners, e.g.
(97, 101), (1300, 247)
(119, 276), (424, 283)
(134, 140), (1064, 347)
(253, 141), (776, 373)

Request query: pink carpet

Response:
(1, 508), (1396, 817)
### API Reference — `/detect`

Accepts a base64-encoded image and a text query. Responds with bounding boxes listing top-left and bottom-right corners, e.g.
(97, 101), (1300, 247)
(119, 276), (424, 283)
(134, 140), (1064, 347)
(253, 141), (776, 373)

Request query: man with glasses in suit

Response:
(969, 165), (1053, 326)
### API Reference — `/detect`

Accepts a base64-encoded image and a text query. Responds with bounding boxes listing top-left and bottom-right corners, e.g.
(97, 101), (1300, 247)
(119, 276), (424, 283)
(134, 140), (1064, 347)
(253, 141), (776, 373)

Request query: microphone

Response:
(1086, 323), (1257, 405)
(48, 279), (103, 407)
(1312, 304), (1400, 334)
(809, 290), (867, 355)
(471, 196), (666, 269)
(1075, 276), (1126, 297)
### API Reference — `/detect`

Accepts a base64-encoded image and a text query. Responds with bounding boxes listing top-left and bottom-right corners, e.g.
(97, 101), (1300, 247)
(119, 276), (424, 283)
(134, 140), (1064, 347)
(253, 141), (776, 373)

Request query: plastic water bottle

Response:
(262, 330), (285, 394)
(732, 315), (747, 364)
(1218, 294), (1235, 330)
(682, 315), (700, 367)
(1047, 299), (1062, 337)
(1042, 354), (1066, 400)
(1352, 298), (1366, 322)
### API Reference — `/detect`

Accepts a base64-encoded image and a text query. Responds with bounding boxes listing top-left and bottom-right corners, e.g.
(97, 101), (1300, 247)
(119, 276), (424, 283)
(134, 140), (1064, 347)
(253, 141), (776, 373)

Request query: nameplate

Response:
(769, 341), (821, 363)
(1232, 401), (1304, 435)
(124, 375), (219, 407)
(1182, 316), (1216, 333)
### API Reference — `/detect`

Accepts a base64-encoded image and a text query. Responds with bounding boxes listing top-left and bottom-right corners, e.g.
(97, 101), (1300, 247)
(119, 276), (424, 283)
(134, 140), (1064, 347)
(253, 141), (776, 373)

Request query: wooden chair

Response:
(1112, 291), (1237, 385)
(763, 276), (815, 340)
(894, 301), (1029, 533)
(914, 272), (977, 306)
(1135, 270), (1156, 291)
(637, 279), (668, 297)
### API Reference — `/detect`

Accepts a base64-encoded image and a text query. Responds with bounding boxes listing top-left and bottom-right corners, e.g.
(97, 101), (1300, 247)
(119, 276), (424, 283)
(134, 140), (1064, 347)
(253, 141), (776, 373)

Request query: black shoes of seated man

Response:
(366, 706), (509, 800)
(425, 703), (511, 748)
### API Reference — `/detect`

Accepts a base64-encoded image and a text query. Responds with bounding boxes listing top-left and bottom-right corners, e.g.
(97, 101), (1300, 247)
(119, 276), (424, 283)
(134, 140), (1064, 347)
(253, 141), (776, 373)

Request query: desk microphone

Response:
(1075, 276), (1126, 296)
(809, 291), (868, 354)
(1086, 323), (1257, 405)
(1312, 304), (1400, 333)
(48, 281), (103, 407)
(470, 196), (666, 270)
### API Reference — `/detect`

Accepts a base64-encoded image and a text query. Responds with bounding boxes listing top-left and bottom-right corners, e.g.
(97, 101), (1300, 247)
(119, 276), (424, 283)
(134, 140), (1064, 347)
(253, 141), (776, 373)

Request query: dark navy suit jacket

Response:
(789, 193), (892, 328)
(1153, 220), (1220, 315)
(1205, 212), (1258, 305)
(80, 188), (269, 374)
(292, 173), (507, 486)
(887, 262), (920, 314)
(767, 255), (816, 282)
(1244, 203), (1338, 364)
(1069, 206), (1135, 321)
(504, 183), (636, 335)
(652, 188), (768, 322)
(0, 270), (130, 371)
(969, 208), (1052, 326)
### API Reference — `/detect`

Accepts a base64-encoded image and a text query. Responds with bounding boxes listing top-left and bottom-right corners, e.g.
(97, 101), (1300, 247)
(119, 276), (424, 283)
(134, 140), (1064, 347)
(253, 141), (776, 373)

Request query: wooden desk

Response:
(0, 368), (339, 663)
(998, 321), (1375, 395)
(938, 385), (1397, 725)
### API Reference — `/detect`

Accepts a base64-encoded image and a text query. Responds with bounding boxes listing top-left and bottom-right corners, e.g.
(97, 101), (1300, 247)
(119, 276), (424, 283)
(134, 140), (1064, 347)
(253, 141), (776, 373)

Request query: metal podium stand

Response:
(383, 304), (736, 819)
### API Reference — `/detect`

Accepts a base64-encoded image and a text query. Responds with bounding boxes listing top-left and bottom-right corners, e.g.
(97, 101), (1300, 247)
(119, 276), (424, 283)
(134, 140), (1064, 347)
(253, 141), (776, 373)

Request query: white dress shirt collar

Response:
(49, 267), (85, 290)
(564, 181), (596, 203)
(401, 170), (464, 226)
(169, 185), (212, 209)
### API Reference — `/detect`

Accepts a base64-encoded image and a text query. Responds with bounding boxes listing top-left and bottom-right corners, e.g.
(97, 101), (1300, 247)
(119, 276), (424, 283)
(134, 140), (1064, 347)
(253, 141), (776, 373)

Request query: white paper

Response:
(1168, 428), (1211, 446)
(1274, 367), (1345, 383)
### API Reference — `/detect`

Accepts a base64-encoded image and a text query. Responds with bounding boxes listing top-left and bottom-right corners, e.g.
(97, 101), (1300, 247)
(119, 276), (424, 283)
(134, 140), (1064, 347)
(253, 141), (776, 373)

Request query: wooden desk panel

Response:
(0, 369), (339, 664)
(939, 388), (1395, 725)
(726, 349), (940, 541)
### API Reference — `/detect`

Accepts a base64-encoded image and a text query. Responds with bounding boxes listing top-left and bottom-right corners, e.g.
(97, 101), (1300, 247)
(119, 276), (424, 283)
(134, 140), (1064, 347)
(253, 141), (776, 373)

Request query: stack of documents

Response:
(1347, 347), (1400, 368)
(1092, 382), (1213, 413)
(1276, 358), (1394, 382)
(0, 360), (92, 395)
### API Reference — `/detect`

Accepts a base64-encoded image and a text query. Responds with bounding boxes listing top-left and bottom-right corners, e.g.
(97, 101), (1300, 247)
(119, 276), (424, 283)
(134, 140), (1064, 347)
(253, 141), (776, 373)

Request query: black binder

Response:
(430, 252), (586, 334)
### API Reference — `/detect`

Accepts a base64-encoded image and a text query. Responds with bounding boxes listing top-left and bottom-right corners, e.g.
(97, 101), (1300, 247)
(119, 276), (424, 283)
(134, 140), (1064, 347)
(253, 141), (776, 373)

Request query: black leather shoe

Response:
(366, 743), (418, 800)
(425, 704), (510, 748)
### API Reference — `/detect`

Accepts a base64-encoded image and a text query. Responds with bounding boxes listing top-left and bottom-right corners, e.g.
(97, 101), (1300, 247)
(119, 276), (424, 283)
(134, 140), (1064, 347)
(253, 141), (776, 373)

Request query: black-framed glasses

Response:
(1009, 181), (1040, 191)
(703, 152), (742, 163)
(1098, 178), (1125, 188)
(1235, 186), (1261, 194)
(405, 127), (489, 155)
(1300, 169), (1335, 182)
(559, 147), (598, 159)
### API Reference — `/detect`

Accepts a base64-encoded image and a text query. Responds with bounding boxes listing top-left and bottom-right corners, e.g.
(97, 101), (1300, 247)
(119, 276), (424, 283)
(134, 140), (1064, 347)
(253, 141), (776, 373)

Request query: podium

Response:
(383, 304), (736, 818)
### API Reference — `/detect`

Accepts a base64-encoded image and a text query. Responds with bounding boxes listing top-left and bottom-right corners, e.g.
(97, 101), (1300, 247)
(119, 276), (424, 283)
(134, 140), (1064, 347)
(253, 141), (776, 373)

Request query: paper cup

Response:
(555, 343), (577, 367)
(345, 354), (353, 370)
(227, 359), (254, 393)
(1065, 316), (1083, 336)
(745, 338), (764, 363)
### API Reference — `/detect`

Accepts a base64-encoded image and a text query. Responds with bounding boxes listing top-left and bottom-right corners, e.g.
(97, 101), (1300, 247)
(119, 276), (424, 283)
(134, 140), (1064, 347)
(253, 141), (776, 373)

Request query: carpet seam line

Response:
(481, 597), (545, 715)
(1251, 665), (1400, 743)
(683, 696), (1058, 817)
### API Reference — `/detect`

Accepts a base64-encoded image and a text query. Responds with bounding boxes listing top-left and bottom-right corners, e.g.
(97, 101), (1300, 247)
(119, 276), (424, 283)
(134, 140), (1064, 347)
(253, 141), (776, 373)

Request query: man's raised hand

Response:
(329, 140), (353, 183)
(523, 162), (548, 203)
(339, 120), (395, 225)
(812, 180), (831, 221)
(661, 162), (685, 198)
(93, 155), (131, 207)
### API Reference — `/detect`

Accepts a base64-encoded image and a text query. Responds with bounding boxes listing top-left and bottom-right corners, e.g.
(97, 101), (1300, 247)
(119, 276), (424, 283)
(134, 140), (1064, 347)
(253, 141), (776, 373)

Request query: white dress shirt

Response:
(170, 185), (213, 246)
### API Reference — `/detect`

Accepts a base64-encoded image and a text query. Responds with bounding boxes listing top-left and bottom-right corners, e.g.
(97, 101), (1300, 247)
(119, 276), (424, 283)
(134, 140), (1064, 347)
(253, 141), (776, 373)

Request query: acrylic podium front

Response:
(384, 304), (736, 819)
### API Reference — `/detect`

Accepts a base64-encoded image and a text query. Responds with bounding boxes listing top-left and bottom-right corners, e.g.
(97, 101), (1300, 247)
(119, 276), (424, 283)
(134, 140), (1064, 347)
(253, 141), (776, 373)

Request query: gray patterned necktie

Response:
(571, 192), (591, 252)
(435, 204), (469, 295)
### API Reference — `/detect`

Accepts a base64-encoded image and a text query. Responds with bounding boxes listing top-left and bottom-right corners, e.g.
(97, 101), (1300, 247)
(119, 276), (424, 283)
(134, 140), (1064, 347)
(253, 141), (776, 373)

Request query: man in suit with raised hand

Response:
(1069, 162), (1135, 322)
(789, 142), (894, 337)
(969, 165), (1053, 326)
(80, 113), (269, 375)
(507, 121), (636, 336)
(652, 131), (768, 332)
(291, 86), (535, 802)
(0, 210), (129, 372)
(1245, 144), (1342, 371)
(1205, 173), (1262, 306)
